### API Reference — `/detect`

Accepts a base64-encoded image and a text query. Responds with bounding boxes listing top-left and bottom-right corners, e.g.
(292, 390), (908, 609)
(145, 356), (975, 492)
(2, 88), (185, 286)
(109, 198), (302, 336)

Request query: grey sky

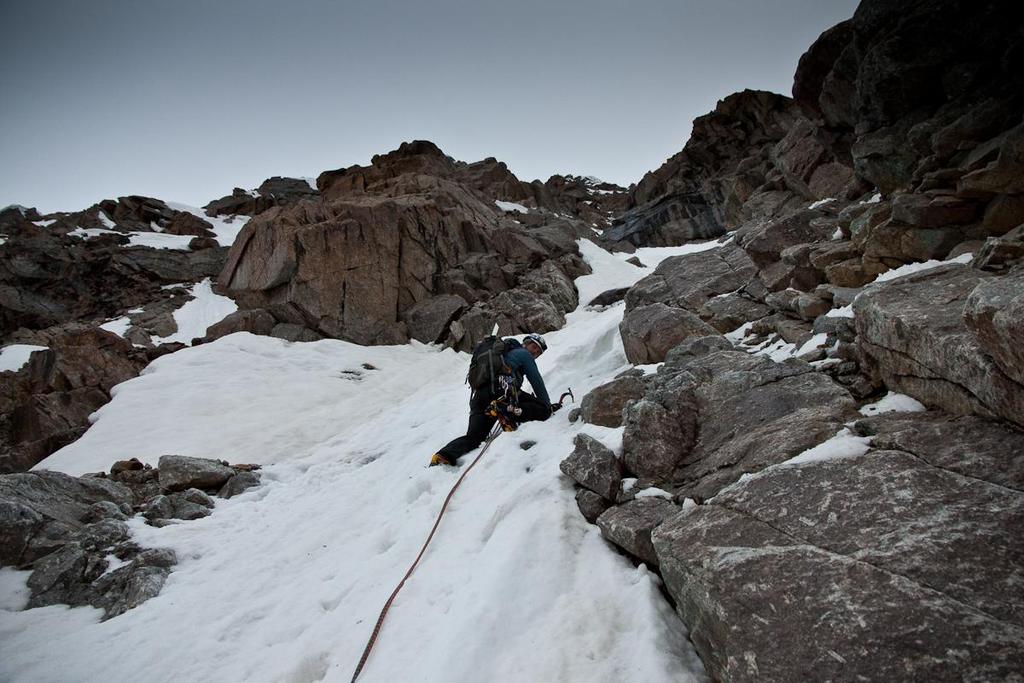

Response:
(1, 0), (858, 213)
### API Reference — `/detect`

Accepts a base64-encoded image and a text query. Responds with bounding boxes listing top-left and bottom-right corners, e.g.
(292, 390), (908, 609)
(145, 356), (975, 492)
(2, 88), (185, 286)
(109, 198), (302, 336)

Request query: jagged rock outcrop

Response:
(0, 198), (226, 337)
(577, 4), (1024, 679)
(0, 457), (260, 619)
(612, 89), (858, 248)
(219, 141), (593, 348)
(204, 177), (319, 217)
(0, 327), (150, 473)
(622, 346), (857, 499)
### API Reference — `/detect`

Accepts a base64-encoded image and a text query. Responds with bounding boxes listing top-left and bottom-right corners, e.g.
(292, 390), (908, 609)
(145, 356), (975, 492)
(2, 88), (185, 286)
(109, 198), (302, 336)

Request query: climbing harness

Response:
(487, 375), (521, 432)
(350, 423), (503, 682)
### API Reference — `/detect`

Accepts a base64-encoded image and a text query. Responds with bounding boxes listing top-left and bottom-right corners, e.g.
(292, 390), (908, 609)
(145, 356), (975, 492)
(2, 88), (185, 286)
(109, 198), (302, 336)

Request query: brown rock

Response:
(619, 303), (720, 365)
(165, 212), (215, 237)
(890, 193), (980, 229)
(401, 295), (468, 344)
(219, 142), (587, 348)
(579, 376), (645, 428)
(958, 123), (1024, 196)
(203, 309), (277, 342)
(981, 194), (1024, 236)
(1, 327), (147, 473)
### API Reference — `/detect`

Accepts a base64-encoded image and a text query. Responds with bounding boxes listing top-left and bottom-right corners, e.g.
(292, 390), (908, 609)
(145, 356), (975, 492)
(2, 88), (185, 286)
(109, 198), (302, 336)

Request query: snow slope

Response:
(0, 239), (724, 683)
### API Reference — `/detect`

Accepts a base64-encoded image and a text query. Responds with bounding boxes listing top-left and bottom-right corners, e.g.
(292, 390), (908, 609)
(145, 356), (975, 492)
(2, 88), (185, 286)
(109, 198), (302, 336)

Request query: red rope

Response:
(350, 424), (503, 682)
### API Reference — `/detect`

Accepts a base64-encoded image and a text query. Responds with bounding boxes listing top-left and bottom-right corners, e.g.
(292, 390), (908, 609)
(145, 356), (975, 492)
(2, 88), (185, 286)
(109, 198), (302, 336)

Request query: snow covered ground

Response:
(165, 201), (250, 247)
(0, 239), (721, 683)
(151, 278), (238, 345)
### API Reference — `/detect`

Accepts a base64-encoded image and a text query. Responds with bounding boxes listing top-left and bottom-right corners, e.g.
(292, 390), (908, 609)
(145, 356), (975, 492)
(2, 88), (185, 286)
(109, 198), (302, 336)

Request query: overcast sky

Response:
(1, 0), (858, 213)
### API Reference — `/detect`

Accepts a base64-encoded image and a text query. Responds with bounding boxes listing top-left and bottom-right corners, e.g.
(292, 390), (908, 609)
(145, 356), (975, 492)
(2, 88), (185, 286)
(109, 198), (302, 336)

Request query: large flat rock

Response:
(624, 243), (757, 314)
(618, 303), (720, 365)
(854, 264), (1024, 427)
(653, 442), (1024, 682)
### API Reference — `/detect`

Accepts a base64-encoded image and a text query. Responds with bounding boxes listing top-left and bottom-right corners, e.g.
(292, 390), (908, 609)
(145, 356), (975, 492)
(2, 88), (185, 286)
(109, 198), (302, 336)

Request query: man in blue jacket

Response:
(430, 333), (556, 466)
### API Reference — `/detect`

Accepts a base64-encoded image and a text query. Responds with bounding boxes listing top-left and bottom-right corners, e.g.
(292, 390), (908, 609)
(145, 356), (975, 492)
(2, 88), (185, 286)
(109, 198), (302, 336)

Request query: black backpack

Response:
(466, 335), (511, 392)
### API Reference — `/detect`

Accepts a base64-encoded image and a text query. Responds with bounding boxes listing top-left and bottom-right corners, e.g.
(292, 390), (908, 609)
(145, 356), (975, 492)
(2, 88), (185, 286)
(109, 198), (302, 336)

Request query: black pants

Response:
(436, 389), (551, 464)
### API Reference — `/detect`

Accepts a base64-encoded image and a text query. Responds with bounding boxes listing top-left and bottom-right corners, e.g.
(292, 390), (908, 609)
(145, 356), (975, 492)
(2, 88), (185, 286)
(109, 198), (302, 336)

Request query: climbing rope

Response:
(350, 423), (504, 682)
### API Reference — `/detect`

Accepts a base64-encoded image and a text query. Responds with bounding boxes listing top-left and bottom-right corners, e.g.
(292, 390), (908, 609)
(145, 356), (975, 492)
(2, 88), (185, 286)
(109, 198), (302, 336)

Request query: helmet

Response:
(523, 333), (547, 352)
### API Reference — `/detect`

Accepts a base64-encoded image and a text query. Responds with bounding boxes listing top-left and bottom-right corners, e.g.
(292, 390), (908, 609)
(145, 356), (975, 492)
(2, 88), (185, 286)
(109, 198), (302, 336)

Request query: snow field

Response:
(151, 278), (238, 345)
(1, 240), (712, 683)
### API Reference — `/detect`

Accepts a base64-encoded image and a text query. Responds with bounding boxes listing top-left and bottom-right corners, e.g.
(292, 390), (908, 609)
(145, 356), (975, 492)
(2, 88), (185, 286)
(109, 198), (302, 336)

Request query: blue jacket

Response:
(503, 339), (551, 405)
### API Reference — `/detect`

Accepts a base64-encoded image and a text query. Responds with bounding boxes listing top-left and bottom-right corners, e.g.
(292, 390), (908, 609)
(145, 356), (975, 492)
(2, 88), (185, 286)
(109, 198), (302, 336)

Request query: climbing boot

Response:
(429, 453), (453, 467)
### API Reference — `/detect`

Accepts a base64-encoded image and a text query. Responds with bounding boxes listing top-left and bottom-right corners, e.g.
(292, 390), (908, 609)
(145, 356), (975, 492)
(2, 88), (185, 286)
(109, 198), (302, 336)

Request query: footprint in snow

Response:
(404, 477), (433, 504)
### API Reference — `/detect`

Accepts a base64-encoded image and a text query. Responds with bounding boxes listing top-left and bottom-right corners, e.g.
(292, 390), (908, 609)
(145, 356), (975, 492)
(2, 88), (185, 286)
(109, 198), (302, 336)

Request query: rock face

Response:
(855, 265), (1024, 427)
(963, 268), (1024, 386)
(619, 347), (856, 499)
(1, 327), (149, 473)
(613, 90), (817, 247)
(583, 2), (1024, 677)
(219, 141), (593, 348)
(653, 410), (1024, 682)
(0, 197), (226, 337)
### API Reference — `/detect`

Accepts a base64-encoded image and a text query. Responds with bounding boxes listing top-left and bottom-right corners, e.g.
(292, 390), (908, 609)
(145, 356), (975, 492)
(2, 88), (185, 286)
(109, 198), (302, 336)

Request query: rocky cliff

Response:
(217, 140), (627, 348)
(560, 0), (1024, 679)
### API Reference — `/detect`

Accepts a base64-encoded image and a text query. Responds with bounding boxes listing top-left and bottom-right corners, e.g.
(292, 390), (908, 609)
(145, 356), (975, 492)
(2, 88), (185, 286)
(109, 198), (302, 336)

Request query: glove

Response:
(549, 402), (562, 413)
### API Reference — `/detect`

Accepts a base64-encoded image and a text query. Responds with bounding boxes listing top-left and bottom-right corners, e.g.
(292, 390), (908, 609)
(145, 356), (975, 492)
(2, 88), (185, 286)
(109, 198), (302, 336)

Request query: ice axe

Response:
(552, 387), (574, 412)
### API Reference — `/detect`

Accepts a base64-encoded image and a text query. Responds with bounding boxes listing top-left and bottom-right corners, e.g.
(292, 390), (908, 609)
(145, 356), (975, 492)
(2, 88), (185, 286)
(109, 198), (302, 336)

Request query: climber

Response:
(429, 333), (557, 466)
